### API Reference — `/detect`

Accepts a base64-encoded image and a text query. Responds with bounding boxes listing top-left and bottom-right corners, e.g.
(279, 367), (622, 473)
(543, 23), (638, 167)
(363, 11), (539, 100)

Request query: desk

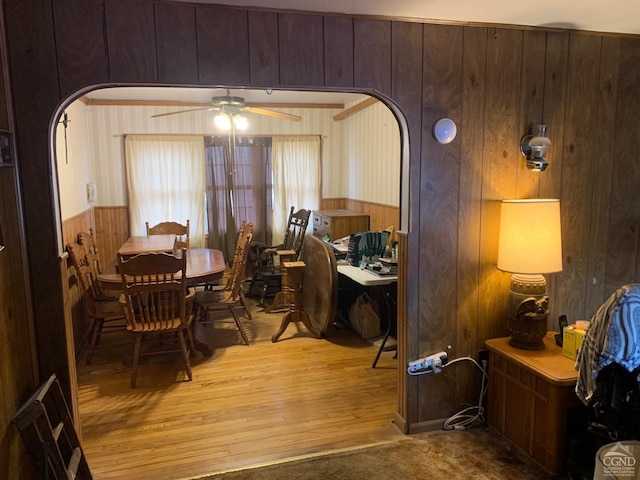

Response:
(118, 234), (176, 258)
(485, 332), (580, 476)
(337, 264), (397, 367)
(98, 248), (226, 290)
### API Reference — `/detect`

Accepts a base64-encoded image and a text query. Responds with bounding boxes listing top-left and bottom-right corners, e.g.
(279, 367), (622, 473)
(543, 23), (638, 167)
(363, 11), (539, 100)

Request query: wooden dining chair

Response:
(67, 242), (126, 365)
(249, 206), (311, 306)
(118, 249), (195, 388)
(145, 219), (190, 249)
(194, 223), (254, 345)
(77, 228), (104, 274)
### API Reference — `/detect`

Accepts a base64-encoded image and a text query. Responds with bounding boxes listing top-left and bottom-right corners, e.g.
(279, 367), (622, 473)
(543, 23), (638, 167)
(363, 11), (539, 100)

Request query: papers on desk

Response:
(331, 235), (350, 253)
(365, 259), (397, 276)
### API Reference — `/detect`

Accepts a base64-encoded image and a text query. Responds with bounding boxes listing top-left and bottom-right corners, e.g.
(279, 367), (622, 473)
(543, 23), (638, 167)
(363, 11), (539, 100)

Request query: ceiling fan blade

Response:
(151, 107), (216, 118)
(244, 107), (302, 122)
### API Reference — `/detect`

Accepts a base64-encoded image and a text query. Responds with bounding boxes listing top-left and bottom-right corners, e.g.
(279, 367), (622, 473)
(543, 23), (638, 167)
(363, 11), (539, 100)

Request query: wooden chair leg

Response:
(86, 317), (105, 365)
(240, 292), (252, 320)
(131, 334), (142, 388)
(177, 330), (193, 381)
(228, 305), (249, 345)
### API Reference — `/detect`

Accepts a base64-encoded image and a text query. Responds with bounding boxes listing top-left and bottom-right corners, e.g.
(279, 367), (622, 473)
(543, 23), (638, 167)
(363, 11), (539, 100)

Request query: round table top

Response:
(98, 248), (226, 289)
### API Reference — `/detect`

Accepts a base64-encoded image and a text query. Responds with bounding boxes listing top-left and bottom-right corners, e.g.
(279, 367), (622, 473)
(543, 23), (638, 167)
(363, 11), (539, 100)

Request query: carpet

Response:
(188, 427), (551, 480)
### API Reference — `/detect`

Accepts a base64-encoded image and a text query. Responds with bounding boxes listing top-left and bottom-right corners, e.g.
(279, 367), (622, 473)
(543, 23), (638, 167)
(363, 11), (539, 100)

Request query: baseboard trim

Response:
(407, 418), (447, 434)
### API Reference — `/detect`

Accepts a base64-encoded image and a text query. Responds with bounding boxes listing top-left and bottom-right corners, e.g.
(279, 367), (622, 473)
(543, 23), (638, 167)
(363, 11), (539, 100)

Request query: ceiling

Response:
(84, 87), (367, 106)
(173, 0), (640, 36)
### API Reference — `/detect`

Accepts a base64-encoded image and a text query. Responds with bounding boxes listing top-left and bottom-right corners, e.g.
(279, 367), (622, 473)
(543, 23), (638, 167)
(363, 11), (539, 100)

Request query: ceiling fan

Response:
(151, 89), (302, 123)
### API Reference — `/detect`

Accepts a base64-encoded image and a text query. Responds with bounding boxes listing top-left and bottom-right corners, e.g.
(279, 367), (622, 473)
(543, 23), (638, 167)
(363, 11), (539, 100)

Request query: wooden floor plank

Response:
(77, 298), (399, 480)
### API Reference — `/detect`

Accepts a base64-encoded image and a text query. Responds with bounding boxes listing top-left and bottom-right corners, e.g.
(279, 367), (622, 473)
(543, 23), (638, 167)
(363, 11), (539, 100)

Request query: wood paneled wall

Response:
(0, 0), (38, 476)
(0, 167), (38, 479)
(93, 206), (130, 266)
(3, 2), (640, 456)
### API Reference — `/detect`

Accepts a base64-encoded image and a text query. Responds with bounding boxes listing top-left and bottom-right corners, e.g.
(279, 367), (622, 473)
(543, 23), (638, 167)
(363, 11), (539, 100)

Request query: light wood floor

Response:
(76, 298), (400, 480)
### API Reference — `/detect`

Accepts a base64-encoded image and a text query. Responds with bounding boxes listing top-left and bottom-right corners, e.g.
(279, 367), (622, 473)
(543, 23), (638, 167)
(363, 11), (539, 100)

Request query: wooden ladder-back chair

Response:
(12, 374), (92, 479)
(118, 249), (195, 388)
(67, 242), (126, 365)
(77, 228), (104, 274)
(194, 222), (254, 345)
(146, 220), (190, 249)
(249, 206), (311, 305)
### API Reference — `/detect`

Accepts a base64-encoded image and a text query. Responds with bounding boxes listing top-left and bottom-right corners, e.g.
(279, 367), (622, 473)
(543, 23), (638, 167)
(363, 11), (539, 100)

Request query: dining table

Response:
(117, 234), (177, 258)
(98, 246), (227, 356)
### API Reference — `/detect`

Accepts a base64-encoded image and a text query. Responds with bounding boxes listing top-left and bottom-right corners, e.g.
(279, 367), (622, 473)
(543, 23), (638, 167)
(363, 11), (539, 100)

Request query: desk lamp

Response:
(497, 199), (563, 349)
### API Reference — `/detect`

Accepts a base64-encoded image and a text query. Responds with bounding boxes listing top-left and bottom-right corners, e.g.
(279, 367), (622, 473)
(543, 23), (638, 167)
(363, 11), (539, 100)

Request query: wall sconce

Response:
(520, 124), (551, 172)
(497, 199), (563, 350)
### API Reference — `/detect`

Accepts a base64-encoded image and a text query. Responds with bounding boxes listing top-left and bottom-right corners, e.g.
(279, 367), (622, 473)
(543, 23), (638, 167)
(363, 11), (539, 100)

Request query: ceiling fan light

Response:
(214, 113), (231, 130)
(233, 115), (248, 130)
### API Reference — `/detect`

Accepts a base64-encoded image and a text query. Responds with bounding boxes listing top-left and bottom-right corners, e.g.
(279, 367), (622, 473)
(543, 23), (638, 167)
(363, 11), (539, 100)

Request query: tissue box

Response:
(563, 326), (586, 360)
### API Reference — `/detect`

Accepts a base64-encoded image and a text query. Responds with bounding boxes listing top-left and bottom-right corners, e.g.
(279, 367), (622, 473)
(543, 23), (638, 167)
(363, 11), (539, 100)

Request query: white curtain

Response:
(125, 134), (206, 247)
(271, 136), (321, 243)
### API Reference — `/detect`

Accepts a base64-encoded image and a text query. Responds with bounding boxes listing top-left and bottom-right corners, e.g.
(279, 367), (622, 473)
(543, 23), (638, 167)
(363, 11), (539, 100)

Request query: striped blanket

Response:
(575, 283), (640, 404)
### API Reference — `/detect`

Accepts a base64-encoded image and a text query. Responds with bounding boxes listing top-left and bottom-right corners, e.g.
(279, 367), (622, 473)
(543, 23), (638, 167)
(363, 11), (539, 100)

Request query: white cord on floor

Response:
(441, 356), (488, 431)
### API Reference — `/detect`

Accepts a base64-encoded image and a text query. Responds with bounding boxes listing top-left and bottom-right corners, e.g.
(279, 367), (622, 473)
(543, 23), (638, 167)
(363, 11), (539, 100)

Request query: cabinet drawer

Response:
(313, 226), (330, 238)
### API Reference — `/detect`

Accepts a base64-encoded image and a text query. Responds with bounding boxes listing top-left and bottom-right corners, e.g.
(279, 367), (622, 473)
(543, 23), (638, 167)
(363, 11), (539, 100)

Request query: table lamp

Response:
(497, 199), (563, 349)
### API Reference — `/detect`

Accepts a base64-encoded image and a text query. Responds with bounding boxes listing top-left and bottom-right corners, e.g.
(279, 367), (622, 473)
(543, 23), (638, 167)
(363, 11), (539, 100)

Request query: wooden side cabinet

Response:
(312, 209), (370, 241)
(485, 333), (581, 476)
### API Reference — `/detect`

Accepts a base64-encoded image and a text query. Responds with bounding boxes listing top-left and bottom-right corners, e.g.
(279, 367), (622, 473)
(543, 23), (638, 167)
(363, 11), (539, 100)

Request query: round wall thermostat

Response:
(433, 118), (457, 144)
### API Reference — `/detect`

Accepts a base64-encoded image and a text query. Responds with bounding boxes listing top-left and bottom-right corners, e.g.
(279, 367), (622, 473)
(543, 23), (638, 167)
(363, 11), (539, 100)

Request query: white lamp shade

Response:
(497, 199), (563, 274)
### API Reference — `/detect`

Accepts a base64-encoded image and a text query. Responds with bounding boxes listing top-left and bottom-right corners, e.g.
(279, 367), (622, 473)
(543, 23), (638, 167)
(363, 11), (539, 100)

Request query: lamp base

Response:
(507, 274), (549, 350)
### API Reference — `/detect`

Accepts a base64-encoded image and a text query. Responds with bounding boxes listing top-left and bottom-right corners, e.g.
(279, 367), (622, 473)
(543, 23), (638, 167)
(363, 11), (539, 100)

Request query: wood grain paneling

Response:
(324, 16), (354, 87)
(105, 0), (157, 82)
(539, 31), (570, 200)
(5, 5), (640, 468)
(278, 13), (324, 87)
(560, 34), (602, 320)
(248, 10), (279, 85)
(396, 231), (408, 431)
(585, 36), (619, 316)
(4, 0), (72, 407)
(354, 19), (391, 95)
(606, 38), (640, 295)
(94, 206), (130, 266)
(60, 210), (91, 250)
(418, 24), (463, 420)
(390, 21), (423, 426)
(155, 3), (198, 84)
(53, 0), (108, 98)
(515, 30), (546, 199)
(456, 26), (487, 406)
(197, 6), (250, 85)
(0, 168), (37, 480)
(478, 28), (524, 342)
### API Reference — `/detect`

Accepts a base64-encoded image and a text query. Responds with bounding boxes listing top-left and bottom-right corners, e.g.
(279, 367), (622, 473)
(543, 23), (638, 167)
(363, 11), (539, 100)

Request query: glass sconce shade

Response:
(521, 124), (551, 172)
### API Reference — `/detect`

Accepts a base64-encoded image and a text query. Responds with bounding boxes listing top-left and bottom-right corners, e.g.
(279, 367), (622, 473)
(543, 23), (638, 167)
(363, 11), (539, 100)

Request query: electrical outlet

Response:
(477, 349), (489, 364)
(408, 351), (448, 374)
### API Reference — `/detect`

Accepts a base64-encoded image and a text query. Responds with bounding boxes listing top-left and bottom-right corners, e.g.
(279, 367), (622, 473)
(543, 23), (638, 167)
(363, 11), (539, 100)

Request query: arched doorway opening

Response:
(51, 84), (411, 476)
